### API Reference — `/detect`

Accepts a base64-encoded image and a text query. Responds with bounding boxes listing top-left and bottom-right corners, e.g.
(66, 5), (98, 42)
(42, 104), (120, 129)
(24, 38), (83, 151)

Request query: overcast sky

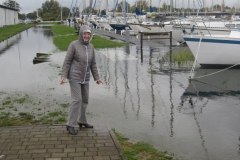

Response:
(1, 0), (239, 14)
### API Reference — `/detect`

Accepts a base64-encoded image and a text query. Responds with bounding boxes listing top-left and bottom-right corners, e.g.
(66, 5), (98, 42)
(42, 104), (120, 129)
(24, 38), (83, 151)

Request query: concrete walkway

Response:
(0, 124), (127, 160)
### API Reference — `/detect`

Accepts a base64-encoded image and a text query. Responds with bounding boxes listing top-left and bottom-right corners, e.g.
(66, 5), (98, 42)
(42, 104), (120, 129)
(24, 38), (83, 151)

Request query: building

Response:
(0, 4), (19, 27)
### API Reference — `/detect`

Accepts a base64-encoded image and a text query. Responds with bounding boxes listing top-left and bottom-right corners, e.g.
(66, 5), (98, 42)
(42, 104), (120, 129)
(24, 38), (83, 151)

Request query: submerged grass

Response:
(0, 23), (35, 41)
(52, 25), (126, 50)
(114, 130), (176, 160)
(171, 49), (195, 65)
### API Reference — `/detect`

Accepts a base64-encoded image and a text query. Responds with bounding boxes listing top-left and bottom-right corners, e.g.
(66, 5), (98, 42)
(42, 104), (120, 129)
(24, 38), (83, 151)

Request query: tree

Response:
(41, 0), (61, 21)
(18, 13), (26, 20)
(62, 7), (70, 20)
(162, 2), (167, 12)
(130, 0), (149, 13)
(213, 4), (221, 10)
(116, 1), (131, 13)
(3, 0), (20, 9)
(26, 11), (37, 19)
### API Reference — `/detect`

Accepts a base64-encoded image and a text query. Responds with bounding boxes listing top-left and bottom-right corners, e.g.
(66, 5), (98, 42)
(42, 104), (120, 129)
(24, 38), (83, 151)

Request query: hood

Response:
(78, 25), (93, 45)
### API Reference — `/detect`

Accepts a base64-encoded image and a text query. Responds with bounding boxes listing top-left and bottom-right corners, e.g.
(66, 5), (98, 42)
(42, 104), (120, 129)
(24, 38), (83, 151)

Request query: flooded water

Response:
(1, 26), (240, 160)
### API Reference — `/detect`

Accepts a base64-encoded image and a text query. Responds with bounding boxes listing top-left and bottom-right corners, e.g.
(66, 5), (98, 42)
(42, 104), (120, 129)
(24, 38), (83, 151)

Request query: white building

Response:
(0, 4), (19, 27)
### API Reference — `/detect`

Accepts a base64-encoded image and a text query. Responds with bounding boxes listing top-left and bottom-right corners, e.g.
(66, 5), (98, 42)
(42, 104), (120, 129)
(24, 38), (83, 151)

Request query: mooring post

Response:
(170, 30), (172, 49)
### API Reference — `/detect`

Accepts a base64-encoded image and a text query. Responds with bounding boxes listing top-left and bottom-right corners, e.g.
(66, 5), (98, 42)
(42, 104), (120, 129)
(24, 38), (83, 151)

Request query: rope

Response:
(189, 35), (202, 79)
(190, 62), (240, 80)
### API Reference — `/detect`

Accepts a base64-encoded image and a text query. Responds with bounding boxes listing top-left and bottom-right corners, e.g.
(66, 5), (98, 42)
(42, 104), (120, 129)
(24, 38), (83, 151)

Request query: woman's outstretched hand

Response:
(60, 78), (66, 85)
(96, 79), (104, 85)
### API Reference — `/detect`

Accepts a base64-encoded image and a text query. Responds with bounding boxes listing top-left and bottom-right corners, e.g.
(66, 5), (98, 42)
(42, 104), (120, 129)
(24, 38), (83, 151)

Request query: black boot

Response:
(66, 126), (78, 135)
(78, 123), (93, 130)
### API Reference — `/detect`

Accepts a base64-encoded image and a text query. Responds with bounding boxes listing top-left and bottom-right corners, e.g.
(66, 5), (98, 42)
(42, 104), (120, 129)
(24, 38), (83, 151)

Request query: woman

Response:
(60, 25), (103, 135)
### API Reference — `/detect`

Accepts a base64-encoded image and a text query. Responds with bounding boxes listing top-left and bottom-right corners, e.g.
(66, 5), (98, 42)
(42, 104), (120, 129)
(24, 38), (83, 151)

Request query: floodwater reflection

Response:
(95, 46), (240, 160)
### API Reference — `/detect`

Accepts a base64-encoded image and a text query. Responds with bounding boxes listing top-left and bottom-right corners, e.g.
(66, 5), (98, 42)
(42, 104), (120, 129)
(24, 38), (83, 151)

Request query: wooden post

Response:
(170, 30), (172, 49)
(140, 32), (143, 63)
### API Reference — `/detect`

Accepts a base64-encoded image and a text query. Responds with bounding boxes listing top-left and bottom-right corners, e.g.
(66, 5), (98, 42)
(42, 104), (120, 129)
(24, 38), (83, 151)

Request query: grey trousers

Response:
(67, 82), (89, 127)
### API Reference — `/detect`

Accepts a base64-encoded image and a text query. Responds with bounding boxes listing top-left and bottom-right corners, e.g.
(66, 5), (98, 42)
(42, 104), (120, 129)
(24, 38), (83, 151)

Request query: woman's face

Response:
(83, 32), (91, 42)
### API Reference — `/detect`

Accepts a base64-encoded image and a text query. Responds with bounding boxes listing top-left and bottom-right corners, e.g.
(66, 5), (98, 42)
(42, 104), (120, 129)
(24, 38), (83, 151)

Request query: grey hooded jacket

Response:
(61, 25), (99, 83)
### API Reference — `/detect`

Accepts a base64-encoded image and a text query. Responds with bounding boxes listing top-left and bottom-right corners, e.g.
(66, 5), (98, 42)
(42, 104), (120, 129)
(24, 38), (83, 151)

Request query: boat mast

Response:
(182, 0), (184, 16)
(106, 0), (108, 16)
(124, 0), (126, 19)
(212, 0), (213, 12)
(61, 2), (62, 21)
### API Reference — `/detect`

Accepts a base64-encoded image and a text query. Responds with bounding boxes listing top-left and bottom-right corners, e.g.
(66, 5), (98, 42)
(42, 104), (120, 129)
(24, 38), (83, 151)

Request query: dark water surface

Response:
(0, 25), (240, 160)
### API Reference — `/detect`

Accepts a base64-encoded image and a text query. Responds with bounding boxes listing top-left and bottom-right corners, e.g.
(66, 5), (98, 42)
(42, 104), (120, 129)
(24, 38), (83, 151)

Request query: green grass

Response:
(52, 25), (76, 36)
(52, 25), (126, 51)
(53, 34), (78, 51)
(171, 50), (195, 65)
(2, 100), (11, 105)
(114, 130), (176, 160)
(0, 23), (35, 41)
(60, 103), (69, 108)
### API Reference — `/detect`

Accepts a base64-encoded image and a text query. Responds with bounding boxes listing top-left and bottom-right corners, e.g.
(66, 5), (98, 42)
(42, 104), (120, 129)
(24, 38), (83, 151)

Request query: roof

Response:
(0, 4), (19, 11)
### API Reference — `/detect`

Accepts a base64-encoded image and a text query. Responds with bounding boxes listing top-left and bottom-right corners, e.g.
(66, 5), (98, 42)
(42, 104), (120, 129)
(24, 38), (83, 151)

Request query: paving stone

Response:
(84, 151), (98, 156)
(110, 155), (122, 160)
(55, 144), (67, 148)
(47, 148), (63, 153)
(11, 145), (27, 150)
(85, 144), (95, 148)
(42, 141), (61, 145)
(18, 154), (32, 159)
(1, 150), (19, 155)
(28, 149), (47, 154)
(51, 153), (68, 158)
(22, 141), (42, 145)
(44, 145), (55, 149)
(18, 150), (29, 154)
(32, 153), (51, 158)
(4, 154), (19, 159)
(93, 156), (110, 160)
(76, 147), (88, 152)
(62, 158), (74, 160)
(74, 157), (93, 160)
(27, 145), (45, 149)
(58, 137), (73, 141)
(64, 148), (75, 153)
(67, 144), (84, 148)
(98, 146), (118, 151)
(68, 152), (85, 157)
(87, 147), (98, 152)
(97, 151), (119, 156)
(94, 143), (104, 147)
(39, 137), (58, 141)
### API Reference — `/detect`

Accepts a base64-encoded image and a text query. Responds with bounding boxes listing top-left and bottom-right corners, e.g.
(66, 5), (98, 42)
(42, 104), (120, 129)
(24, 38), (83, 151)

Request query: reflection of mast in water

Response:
(102, 49), (108, 84)
(136, 46), (141, 119)
(169, 48), (174, 137)
(17, 40), (21, 70)
(178, 97), (209, 158)
(26, 28), (28, 37)
(190, 100), (210, 159)
(120, 45), (135, 117)
(149, 47), (155, 127)
(114, 49), (119, 96)
(106, 49), (111, 87)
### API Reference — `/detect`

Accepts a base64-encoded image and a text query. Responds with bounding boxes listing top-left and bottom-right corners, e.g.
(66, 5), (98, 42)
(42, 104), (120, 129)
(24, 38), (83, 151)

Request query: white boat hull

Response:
(184, 34), (240, 66)
(172, 26), (232, 42)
